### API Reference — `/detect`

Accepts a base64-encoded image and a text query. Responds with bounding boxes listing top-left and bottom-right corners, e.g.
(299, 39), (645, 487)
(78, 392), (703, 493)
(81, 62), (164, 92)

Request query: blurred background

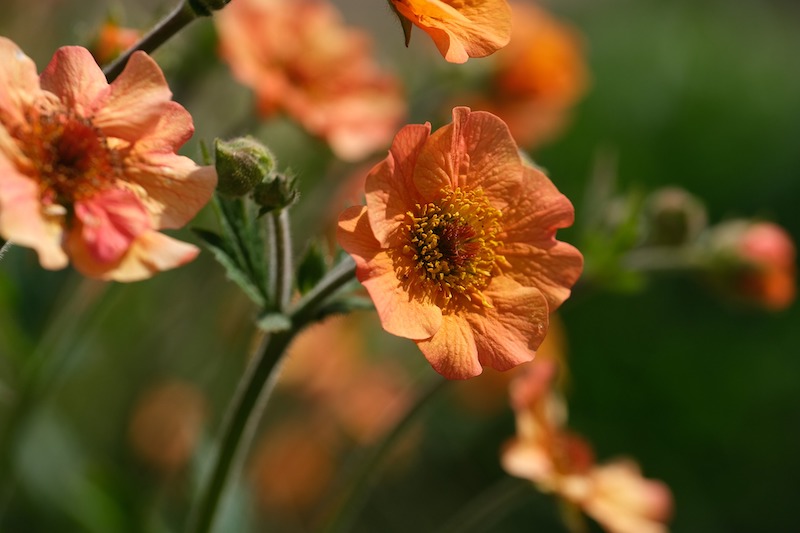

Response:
(1, 0), (799, 532)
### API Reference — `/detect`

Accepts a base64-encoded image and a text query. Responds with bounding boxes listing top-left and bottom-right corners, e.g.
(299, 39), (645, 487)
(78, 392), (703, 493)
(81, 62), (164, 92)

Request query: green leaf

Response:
(296, 243), (328, 294)
(256, 312), (292, 333)
(193, 228), (266, 307)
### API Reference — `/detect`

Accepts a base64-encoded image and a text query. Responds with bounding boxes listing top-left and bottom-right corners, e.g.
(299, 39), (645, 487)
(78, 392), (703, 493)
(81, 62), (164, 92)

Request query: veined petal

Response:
(0, 37), (41, 126)
(365, 123), (430, 245)
(500, 241), (583, 311)
(502, 166), (577, 244)
(74, 188), (151, 264)
(39, 46), (109, 115)
(93, 51), (183, 142)
(68, 229), (200, 282)
(338, 205), (442, 339)
(467, 276), (548, 371)
(416, 313), (481, 379)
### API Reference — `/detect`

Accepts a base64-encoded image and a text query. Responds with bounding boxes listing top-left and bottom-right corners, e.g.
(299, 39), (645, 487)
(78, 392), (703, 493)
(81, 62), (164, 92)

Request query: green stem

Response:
(102, 0), (198, 82)
(185, 257), (357, 533)
(0, 240), (11, 263)
(435, 476), (535, 533)
(621, 246), (703, 273)
(269, 210), (293, 311)
(320, 376), (447, 533)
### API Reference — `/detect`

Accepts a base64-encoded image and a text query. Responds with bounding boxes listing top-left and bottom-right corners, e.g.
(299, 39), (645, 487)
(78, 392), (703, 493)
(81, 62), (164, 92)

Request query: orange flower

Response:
(216, 0), (406, 161)
(472, 2), (588, 148)
(389, 0), (512, 63)
(90, 21), (142, 65)
(502, 360), (672, 533)
(0, 39), (216, 280)
(337, 107), (582, 379)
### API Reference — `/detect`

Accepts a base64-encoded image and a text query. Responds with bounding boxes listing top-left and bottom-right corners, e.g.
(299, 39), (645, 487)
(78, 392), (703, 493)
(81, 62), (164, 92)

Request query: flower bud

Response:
(252, 172), (299, 214)
(642, 187), (707, 246)
(707, 220), (796, 310)
(214, 137), (276, 197)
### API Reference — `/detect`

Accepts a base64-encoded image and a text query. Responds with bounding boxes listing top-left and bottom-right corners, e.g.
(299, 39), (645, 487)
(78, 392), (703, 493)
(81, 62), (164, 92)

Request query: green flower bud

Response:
(642, 187), (707, 246)
(252, 172), (299, 214)
(214, 137), (276, 197)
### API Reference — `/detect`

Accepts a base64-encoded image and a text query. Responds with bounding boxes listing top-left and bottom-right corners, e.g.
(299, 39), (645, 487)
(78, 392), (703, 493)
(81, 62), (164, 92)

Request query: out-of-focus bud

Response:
(188, 0), (232, 17)
(642, 187), (708, 246)
(90, 20), (141, 65)
(707, 220), (796, 310)
(127, 381), (207, 474)
(253, 172), (299, 214)
(214, 137), (276, 197)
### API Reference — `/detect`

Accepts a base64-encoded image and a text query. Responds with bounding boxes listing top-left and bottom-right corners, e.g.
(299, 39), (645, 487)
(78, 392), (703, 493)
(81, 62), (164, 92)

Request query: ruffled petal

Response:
(0, 37), (42, 127)
(74, 188), (151, 264)
(467, 276), (548, 371)
(123, 153), (217, 229)
(500, 241), (583, 311)
(68, 229), (200, 282)
(93, 51), (185, 143)
(39, 46), (108, 115)
(365, 123), (430, 244)
(415, 313), (480, 379)
(501, 166), (576, 244)
(338, 205), (442, 339)
(0, 159), (67, 269)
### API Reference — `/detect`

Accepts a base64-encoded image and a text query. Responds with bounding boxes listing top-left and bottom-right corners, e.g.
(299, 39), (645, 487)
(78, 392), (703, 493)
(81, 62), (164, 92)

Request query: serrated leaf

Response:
(256, 312), (292, 332)
(193, 228), (266, 307)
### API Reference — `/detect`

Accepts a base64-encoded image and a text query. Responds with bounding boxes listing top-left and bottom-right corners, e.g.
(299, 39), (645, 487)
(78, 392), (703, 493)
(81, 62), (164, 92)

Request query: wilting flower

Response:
(216, 0), (406, 161)
(337, 107), (582, 379)
(388, 0), (512, 63)
(470, 2), (588, 148)
(502, 359), (672, 533)
(707, 220), (796, 310)
(0, 39), (216, 280)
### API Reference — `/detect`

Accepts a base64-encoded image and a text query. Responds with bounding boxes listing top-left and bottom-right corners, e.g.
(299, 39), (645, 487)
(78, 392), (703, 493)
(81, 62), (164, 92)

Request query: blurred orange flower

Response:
(337, 107), (582, 379)
(216, 0), (406, 161)
(709, 220), (796, 310)
(0, 39), (216, 280)
(90, 21), (141, 65)
(389, 0), (512, 63)
(502, 360), (672, 533)
(474, 2), (588, 148)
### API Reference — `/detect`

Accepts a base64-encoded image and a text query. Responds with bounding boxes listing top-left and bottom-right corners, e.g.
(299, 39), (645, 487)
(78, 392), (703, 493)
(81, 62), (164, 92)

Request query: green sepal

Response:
(296, 244), (327, 295)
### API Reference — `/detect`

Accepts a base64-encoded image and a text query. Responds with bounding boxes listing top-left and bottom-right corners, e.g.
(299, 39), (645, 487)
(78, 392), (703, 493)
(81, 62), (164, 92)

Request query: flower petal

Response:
(123, 153), (217, 230)
(0, 37), (41, 127)
(0, 158), (67, 269)
(74, 188), (151, 264)
(68, 229), (200, 282)
(502, 166), (576, 244)
(39, 46), (109, 115)
(365, 123), (431, 244)
(415, 313), (481, 379)
(500, 241), (583, 311)
(338, 205), (442, 339)
(467, 276), (548, 371)
(93, 51), (184, 143)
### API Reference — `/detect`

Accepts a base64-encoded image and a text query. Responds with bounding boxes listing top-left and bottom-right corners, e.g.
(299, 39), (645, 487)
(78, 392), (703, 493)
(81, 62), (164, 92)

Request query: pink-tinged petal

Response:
(0, 161), (67, 269)
(414, 107), (522, 208)
(365, 123), (430, 244)
(93, 51), (182, 142)
(500, 240), (583, 311)
(125, 101), (195, 154)
(338, 205), (442, 339)
(467, 276), (548, 372)
(0, 37), (42, 126)
(68, 229), (200, 282)
(123, 154), (217, 229)
(416, 313), (480, 379)
(501, 437), (556, 487)
(74, 188), (151, 264)
(502, 166), (576, 244)
(39, 46), (108, 115)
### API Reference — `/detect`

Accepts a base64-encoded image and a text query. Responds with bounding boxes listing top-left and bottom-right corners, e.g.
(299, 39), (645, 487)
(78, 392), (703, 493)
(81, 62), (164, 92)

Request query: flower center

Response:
(15, 108), (122, 206)
(400, 186), (503, 308)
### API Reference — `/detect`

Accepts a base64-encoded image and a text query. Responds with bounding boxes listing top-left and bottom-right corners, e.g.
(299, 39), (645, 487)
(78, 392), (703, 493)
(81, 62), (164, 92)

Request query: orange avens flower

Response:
(473, 2), (588, 148)
(389, 0), (512, 63)
(337, 107), (583, 379)
(216, 0), (406, 161)
(90, 21), (142, 65)
(502, 359), (673, 533)
(0, 39), (216, 280)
